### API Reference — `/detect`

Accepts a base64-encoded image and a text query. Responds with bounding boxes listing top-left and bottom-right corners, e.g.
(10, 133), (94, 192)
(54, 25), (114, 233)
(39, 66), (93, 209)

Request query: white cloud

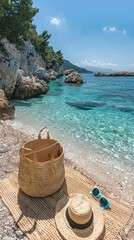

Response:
(109, 26), (116, 32)
(103, 26), (108, 32)
(122, 30), (126, 35)
(130, 63), (134, 66)
(103, 26), (116, 32)
(102, 26), (126, 34)
(49, 17), (61, 26)
(79, 60), (118, 68)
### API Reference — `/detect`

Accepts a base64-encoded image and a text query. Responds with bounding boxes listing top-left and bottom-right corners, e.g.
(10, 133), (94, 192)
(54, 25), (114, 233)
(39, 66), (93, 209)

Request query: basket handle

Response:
(19, 147), (33, 158)
(20, 142), (58, 156)
(38, 127), (50, 140)
(20, 143), (61, 162)
(20, 147), (33, 153)
(20, 147), (38, 163)
(50, 144), (61, 161)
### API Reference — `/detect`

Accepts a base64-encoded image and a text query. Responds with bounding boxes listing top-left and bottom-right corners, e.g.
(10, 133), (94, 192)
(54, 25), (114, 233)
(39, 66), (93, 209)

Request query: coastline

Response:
(0, 120), (134, 205)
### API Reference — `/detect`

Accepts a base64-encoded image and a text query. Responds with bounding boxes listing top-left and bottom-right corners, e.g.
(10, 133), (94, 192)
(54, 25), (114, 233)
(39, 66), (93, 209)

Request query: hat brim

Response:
(55, 194), (104, 240)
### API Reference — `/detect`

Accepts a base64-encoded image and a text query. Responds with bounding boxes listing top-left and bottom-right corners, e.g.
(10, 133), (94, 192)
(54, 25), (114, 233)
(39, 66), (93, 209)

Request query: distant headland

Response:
(63, 60), (92, 74)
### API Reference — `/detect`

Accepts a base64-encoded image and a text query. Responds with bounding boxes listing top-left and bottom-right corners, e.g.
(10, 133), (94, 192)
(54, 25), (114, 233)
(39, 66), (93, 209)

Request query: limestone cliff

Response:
(0, 39), (64, 99)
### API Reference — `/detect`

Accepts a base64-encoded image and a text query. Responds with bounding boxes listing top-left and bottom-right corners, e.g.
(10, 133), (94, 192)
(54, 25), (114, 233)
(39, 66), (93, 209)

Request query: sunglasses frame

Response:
(90, 186), (111, 209)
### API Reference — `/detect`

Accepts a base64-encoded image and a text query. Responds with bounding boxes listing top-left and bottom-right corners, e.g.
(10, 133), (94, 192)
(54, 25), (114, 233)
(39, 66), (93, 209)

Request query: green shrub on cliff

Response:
(0, 0), (64, 67)
(56, 50), (64, 65)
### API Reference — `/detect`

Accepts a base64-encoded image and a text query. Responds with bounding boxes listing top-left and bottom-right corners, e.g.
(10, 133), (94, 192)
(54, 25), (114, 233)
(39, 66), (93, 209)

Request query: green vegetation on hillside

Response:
(0, 0), (63, 68)
(0, 0), (38, 45)
(63, 59), (92, 73)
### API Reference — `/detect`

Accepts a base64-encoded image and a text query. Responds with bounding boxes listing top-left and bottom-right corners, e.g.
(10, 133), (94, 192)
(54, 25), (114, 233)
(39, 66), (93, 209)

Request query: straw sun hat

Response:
(55, 193), (104, 240)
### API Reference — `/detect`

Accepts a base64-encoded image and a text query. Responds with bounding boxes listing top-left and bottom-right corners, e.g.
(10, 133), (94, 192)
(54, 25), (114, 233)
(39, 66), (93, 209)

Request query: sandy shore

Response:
(0, 120), (134, 239)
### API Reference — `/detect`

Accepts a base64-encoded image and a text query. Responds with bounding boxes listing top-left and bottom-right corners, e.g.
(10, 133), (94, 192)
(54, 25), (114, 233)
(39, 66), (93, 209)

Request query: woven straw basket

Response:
(18, 127), (65, 197)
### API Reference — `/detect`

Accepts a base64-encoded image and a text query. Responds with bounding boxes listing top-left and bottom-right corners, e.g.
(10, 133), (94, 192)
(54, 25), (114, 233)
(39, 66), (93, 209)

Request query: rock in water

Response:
(12, 76), (49, 99)
(66, 100), (105, 110)
(64, 72), (84, 84)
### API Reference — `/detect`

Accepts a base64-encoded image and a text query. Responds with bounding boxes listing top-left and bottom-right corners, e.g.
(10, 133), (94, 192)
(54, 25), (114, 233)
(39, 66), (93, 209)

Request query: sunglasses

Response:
(90, 186), (111, 209)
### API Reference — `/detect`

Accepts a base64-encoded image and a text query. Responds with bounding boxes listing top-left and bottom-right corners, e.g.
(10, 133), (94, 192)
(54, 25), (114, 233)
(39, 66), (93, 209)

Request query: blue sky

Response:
(33, 0), (134, 71)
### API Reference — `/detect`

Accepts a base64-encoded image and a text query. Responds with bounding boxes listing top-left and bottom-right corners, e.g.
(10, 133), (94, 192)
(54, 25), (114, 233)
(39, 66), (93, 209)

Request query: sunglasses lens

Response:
(99, 197), (109, 208)
(92, 187), (100, 197)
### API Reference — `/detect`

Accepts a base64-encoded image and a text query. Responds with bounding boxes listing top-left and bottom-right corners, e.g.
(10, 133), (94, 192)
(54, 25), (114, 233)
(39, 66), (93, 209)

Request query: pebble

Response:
(0, 144), (9, 153)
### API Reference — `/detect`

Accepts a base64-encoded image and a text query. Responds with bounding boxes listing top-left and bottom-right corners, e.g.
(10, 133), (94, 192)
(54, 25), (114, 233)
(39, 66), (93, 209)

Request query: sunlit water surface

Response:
(11, 74), (134, 174)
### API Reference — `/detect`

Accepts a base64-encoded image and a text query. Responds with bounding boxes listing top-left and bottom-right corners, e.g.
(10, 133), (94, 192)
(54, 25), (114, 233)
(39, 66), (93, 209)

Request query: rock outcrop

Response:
(64, 72), (84, 84)
(12, 76), (49, 99)
(0, 41), (19, 98)
(47, 69), (58, 80)
(0, 39), (47, 98)
(20, 41), (46, 76)
(0, 89), (15, 120)
(33, 68), (49, 82)
(64, 69), (75, 75)
(95, 72), (134, 77)
(0, 39), (64, 99)
(52, 63), (64, 76)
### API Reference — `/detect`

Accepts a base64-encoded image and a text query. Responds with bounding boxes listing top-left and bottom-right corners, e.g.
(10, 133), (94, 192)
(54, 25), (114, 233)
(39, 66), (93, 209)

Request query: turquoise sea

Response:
(11, 74), (134, 172)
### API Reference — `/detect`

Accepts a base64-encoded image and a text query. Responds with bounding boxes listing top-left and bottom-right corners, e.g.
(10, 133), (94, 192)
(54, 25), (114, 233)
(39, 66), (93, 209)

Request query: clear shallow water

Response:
(11, 74), (134, 169)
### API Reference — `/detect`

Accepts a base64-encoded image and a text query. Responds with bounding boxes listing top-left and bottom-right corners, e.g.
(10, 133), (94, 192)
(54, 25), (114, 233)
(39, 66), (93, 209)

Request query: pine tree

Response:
(0, 0), (38, 44)
(56, 50), (64, 65)
(0, 0), (64, 68)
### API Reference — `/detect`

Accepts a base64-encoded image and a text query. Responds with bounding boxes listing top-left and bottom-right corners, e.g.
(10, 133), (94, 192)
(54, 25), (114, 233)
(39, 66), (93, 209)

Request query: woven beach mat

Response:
(0, 165), (133, 240)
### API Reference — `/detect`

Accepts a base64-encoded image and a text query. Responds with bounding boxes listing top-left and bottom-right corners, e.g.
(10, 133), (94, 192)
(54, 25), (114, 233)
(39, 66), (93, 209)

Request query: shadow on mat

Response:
(17, 179), (68, 234)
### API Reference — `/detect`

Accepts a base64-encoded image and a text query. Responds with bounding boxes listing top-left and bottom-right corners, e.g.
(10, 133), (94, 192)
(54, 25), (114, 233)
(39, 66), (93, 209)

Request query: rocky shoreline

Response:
(0, 39), (85, 102)
(95, 71), (134, 77)
(0, 39), (63, 100)
(0, 38), (86, 121)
